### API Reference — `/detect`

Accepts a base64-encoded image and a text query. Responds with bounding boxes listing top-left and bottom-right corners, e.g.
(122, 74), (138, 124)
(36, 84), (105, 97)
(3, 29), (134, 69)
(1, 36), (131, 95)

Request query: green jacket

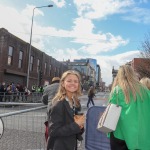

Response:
(109, 85), (150, 150)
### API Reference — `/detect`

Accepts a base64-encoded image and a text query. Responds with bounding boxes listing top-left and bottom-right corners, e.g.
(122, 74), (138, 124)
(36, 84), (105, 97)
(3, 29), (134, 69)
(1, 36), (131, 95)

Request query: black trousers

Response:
(110, 132), (128, 150)
(87, 96), (95, 107)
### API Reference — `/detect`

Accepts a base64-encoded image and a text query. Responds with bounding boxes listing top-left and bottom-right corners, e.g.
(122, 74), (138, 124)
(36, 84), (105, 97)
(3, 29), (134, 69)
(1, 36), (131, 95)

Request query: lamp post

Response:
(26, 4), (53, 89)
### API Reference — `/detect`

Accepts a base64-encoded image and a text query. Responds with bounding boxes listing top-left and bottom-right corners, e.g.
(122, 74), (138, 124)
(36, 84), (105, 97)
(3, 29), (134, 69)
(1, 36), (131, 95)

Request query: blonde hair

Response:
(111, 65), (142, 103)
(140, 77), (150, 90)
(52, 70), (82, 105)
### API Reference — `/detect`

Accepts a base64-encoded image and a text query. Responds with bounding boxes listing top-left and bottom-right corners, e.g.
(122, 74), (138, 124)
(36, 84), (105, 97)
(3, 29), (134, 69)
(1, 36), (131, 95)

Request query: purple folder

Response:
(85, 106), (111, 150)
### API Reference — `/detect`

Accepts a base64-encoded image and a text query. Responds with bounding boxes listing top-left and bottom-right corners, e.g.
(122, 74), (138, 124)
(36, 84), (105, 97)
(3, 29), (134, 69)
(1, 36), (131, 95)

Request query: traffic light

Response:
(39, 71), (43, 80)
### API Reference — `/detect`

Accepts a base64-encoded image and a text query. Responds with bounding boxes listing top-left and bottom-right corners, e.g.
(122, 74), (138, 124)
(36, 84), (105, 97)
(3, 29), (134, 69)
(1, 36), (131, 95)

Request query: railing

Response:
(0, 102), (47, 150)
(0, 92), (43, 103)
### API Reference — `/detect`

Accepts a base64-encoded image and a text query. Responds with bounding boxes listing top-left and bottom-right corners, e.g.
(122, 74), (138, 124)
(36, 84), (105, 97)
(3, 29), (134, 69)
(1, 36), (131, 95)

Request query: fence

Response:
(0, 92), (43, 103)
(0, 102), (47, 150)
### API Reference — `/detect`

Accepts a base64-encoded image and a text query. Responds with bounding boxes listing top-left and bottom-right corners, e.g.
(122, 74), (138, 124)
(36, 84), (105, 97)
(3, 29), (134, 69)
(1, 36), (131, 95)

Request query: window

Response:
(44, 62), (47, 75)
(37, 59), (40, 72)
(30, 56), (34, 71)
(18, 51), (23, 68)
(8, 46), (13, 65)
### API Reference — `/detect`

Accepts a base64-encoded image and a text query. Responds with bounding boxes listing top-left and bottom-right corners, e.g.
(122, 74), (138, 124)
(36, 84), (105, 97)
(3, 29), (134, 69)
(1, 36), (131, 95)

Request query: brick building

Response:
(131, 58), (149, 71)
(0, 28), (68, 90)
(130, 58), (150, 79)
(111, 58), (150, 83)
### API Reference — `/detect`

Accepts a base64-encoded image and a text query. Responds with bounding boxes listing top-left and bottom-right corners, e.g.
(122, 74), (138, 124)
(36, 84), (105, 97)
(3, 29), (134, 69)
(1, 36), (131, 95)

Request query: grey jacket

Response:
(42, 83), (59, 105)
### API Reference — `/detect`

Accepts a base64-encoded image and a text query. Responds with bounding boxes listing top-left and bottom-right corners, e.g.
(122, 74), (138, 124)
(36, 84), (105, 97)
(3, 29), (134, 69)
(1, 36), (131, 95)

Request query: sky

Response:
(1, 0), (150, 86)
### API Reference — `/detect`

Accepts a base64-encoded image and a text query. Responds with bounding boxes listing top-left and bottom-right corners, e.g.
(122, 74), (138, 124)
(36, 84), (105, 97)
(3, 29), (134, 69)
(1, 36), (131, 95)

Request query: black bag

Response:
(41, 94), (48, 105)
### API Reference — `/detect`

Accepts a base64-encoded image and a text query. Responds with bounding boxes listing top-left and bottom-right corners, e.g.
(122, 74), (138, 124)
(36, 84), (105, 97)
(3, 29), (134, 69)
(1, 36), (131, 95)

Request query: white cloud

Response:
(73, 0), (150, 25)
(22, 4), (44, 18)
(0, 3), (129, 55)
(122, 7), (150, 24)
(51, 0), (66, 8)
(69, 17), (128, 54)
(73, 31), (129, 54)
(0, 4), (46, 48)
(0, 3), (143, 85)
(73, 0), (134, 20)
(8, 10), (127, 55)
(0, 5), (29, 43)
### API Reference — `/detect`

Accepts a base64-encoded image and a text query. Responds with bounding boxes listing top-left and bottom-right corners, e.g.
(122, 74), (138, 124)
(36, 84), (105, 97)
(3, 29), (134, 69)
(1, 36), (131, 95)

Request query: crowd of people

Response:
(0, 82), (44, 102)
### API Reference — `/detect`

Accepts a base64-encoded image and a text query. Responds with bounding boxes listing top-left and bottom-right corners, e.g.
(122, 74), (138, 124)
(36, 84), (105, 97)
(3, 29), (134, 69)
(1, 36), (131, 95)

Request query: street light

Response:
(26, 4), (53, 88)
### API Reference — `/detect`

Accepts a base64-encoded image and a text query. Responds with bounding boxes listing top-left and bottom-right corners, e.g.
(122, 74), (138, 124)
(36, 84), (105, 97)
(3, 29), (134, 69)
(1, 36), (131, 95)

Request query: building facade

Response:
(63, 58), (102, 90)
(0, 28), (68, 90)
(130, 58), (150, 79)
(112, 66), (118, 82)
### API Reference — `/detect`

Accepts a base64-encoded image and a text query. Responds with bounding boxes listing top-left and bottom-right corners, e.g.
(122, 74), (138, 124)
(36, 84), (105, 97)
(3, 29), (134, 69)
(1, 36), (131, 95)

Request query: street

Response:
(0, 92), (110, 150)
(79, 91), (109, 112)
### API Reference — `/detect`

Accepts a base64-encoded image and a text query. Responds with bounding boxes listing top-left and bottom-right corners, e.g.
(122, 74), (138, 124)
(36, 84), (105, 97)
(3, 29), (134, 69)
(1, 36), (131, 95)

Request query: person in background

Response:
(47, 70), (85, 150)
(87, 86), (95, 107)
(11, 82), (17, 101)
(42, 77), (60, 105)
(0, 82), (6, 102)
(42, 77), (60, 143)
(140, 77), (150, 90)
(16, 83), (24, 101)
(24, 86), (30, 101)
(109, 65), (150, 150)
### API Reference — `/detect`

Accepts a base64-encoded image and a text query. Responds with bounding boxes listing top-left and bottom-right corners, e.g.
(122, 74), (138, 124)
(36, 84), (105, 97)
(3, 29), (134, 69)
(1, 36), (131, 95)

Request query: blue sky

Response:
(0, 0), (150, 85)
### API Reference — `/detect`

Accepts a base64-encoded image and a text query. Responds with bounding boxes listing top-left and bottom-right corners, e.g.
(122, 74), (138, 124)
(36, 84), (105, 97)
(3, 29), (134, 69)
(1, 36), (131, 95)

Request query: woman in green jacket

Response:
(109, 65), (150, 150)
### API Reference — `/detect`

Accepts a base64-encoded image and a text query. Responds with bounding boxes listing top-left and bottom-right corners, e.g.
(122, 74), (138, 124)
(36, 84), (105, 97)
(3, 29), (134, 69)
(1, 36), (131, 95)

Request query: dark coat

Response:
(0, 84), (5, 93)
(88, 89), (95, 98)
(47, 99), (82, 150)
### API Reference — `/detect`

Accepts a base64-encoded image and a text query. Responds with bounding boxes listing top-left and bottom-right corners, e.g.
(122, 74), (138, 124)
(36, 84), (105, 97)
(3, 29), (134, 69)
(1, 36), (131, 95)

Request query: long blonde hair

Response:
(52, 70), (82, 105)
(111, 65), (142, 103)
(140, 77), (150, 90)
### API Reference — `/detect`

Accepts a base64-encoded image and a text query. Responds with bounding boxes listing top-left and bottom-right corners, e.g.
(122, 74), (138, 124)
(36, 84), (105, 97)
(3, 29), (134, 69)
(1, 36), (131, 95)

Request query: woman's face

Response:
(63, 74), (79, 94)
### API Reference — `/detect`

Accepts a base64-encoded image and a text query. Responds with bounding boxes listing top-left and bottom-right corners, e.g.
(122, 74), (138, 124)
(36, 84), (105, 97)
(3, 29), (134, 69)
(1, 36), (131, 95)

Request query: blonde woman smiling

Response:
(47, 70), (85, 150)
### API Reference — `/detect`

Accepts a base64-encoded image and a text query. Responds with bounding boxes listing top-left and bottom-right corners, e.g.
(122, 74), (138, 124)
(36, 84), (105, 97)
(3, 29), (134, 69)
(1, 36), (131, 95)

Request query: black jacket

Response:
(47, 99), (83, 150)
